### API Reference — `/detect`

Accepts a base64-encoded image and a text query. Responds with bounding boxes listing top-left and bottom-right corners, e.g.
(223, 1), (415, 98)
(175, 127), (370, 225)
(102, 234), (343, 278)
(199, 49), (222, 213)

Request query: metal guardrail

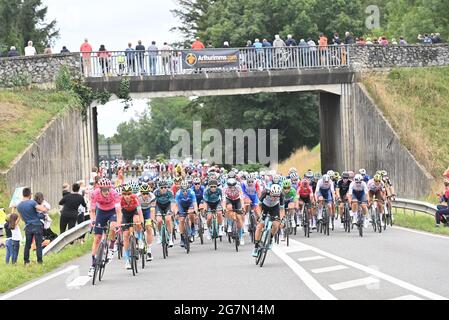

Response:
(391, 197), (437, 217)
(43, 220), (91, 256)
(79, 45), (350, 77)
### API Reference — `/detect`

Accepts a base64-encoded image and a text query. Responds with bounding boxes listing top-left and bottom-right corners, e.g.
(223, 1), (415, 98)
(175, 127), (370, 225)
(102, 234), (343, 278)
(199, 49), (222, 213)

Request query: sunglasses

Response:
(210, 186), (217, 188)
(283, 187), (290, 189)
(123, 192), (132, 196)
(160, 187), (167, 189)
(141, 192), (149, 195)
(194, 183), (201, 185)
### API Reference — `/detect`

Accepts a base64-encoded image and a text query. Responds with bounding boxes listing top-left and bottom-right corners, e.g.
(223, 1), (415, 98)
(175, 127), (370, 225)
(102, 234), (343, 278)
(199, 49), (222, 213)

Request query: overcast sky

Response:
(42, 0), (183, 137)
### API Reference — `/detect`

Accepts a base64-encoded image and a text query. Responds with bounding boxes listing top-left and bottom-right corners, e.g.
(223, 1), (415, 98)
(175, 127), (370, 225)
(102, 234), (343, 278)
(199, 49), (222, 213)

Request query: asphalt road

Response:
(2, 221), (449, 300)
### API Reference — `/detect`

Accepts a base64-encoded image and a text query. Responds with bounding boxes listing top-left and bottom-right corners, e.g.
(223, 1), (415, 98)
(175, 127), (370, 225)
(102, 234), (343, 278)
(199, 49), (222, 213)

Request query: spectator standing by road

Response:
(80, 39), (93, 77)
(17, 187), (48, 265)
(7, 46), (19, 57)
(4, 213), (21, 264)
(43, 44), (52, 54)
(24, 41), (37, 56)
(399, 37), (408, 45)
(97, 44), (111, 76)
(273, 35), (286, 68)
(435, 179), (449, 227)
(148, 41), (158, 75)
(223, 41), (230, 48)
(59, 183), (87, 234)
(62, 183), (70, 197)
(262, 38), (272, 69)
(135, 40), (146, 75)
(298, 39), (308, 66)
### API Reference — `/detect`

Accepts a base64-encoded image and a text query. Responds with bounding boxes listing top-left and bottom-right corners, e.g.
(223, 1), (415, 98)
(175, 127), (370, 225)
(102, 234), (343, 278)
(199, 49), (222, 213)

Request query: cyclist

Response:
(312, 173), (321, 193)
(242, 176), (261, 219)
(359, 168), (370, 183)
(290, 172), (300, 190)
(315, 174), (335, 225)
(203, 179), (225, 239)
(348, 174), (369, 228)
(297, 178), (315, 228)
(223, 178), (245, 245)
(281, 179), (298, 240)
(191, 177), (205, 236)
(252, 184), (285, 257)
(153, 180), (175, 247)
(120, 184), (145, 270)
(175, 180), (198, 246)
(381, 170), (396, 199)
(88, 178), (122, 277)
(138, 183), (156, 261)
(335, 172), (352, 225)
(367, 174), (386, 226)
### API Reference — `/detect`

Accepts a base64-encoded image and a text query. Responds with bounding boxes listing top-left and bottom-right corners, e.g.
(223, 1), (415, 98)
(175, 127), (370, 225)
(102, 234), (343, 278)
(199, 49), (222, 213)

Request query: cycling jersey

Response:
(315, 178), (335, 201)
(175, 189), (197, 209)
(282, 188), (297, 202)
(260, 190), (284, 207)
(90, 188), (121, 211)
(154, 189), (175, 206)
(138, 193), (155, 210)
(241, 181), (260, 198)
(223, 185), (242, 201)
(297, 185), (313, 198)
(191, 185), (205, 204)
(203, 187), (222, 203)
(348, 181), (369, 194)
(367, 179), (385, 192)
(121, 194), (141, 212)
(337, 179), (351, 198)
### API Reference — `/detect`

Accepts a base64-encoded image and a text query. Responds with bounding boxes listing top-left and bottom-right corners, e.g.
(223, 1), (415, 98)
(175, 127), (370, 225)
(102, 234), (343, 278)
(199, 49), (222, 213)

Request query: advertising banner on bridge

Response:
(182, 49), (239, 69)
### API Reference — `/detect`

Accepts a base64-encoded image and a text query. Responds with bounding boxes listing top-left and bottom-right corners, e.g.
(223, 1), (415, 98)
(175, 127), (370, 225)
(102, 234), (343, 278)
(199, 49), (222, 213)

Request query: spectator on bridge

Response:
(318, 33), (328, 66)
(43, 44), (52, 55)
(423, 34), (433, 44)
(273, 35), (286, 69)
(161, 42), (173, 75)
(379, 36), (389, 45)
(432, 33), (442, 44)
(97, 45), (111, 76)
(191, 37), (205, 49)
(332, 33), (341, 45)
(60, 46), (70, 54)
(80, 39), (93, 77)
(125, 43), (136, 75)
(285, 34), (297, 47)
(298, 39), (308, 66)
(7, 46), (19, 57)
(223, 41), (230, 48)
(24, 41), (37, 56)
(356, 37), (367, 45)
(344, 32), (354, 45)
(262, 39), (272, 69)
(399, 37), (408, 45)
(59, 183), (87, 234)
(135, 40), (146, 75)
(307, 38), (317, 66)
(366, 37), (373, 45)
(206, 41), (214, 48)
(391, 38), (398, 45)
(148, 41), (158, 75)
(17, 187), (48, 265)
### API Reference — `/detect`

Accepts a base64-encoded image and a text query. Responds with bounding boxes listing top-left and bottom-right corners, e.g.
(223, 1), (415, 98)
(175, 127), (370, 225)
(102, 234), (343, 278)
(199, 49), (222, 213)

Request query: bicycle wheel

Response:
(358, 212), (363, 237)
(161, 227), (167, 259)
(130, 236), (137, 276)
(92, 241), (105, 285)
(99, 242), (108, 281)
(377, 209), (382, 234)
(141, 241), (146, 269)
(184, 233), (190, 254)
(117, 233), (123, 260)
(198, 217), (204, 245)
(250, 214), (256, 243)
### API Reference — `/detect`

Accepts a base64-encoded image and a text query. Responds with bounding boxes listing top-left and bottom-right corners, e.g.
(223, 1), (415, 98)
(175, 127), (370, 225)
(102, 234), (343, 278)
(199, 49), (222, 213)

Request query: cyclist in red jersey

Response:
(297, 179), (316, 229)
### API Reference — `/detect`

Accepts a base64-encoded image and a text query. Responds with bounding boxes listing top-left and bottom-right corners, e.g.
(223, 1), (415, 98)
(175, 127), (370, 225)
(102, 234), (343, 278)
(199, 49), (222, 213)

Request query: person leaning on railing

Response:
(435, 179), (449, 227)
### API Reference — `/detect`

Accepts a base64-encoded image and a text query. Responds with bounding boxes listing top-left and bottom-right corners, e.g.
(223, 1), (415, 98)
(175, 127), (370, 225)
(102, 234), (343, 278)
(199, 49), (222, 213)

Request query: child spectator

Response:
(32, 192), (53, 249)
(5, 213), (22, 264)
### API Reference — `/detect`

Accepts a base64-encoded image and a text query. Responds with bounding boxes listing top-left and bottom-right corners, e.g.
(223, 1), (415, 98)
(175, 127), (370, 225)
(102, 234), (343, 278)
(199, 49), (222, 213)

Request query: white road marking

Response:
(390, 295), (423, 300)
(392, 226), (449, 240)
(0, 265), (79, 300)
(330, 277), (379, 291)
(67, 276), (91, 288)
(297, 256), (325, 262)
(272, 246), (337, 300)
(289, 239), (448, 300)
(311, 265), (348, 274)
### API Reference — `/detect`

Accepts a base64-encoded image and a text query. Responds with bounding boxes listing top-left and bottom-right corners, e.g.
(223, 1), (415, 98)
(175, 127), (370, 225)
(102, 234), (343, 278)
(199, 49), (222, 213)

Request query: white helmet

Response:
(359, 168), (367, 175)
(270, 184), (282, 196)
(354, 174), (363, 182)
(288, 167), (297, 174)
(327, 170), (335, 177)
(322, 174), (331, 182)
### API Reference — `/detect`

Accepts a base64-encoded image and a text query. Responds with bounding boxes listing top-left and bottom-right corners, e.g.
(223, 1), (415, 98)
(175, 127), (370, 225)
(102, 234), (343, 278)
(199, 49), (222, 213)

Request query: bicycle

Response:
(369, 199), (382, 234)
(181, 213), (193, 254)
(208, 209), (222, 250)
(342, 200), (351, 233)
(352, 202), (364, 237)
(197, 208), (205, 245)
(385, 195), (395, 228)
(284, 207), (294, 246)
(317, 202), (330, 236)
(248, 208), (258, 244)
(120, 223), (140, 276)
(255, 215), (274, 268)
(226, 209), (242, 252)
(116, 229), (123, 260)
(301, 203), (312, 238)
(159, 211), (171, 259)
(91, 223), (112, 286)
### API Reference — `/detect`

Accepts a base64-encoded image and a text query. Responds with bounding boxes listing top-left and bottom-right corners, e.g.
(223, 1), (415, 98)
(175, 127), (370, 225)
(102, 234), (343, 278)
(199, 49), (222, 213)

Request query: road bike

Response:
(248, 208), (258, 244)
(317, 202), (330, 236)
(197, 208), (205, 245)
(369, 198), (383, 234)
(301, 202), (312, 238)
(120, 223), (140, 276)
(283, 207), (295, 246)
(352, 201), (364, 237)
(385, 195), (395, 228)
(255, 215), (274, 268)
(159, 211), (171, 259)
(116, 229), (123, 260)
(91, 223), (112, 286)
(208, 209), (222, 250)
(226, 209), (242, 252)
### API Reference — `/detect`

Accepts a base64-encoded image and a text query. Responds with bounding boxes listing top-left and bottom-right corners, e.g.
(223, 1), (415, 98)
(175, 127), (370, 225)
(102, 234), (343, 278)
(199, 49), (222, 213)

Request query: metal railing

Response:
(79, 45), (351, 77)
(43, 220), (91, 255)
(391, 197), (437, 217)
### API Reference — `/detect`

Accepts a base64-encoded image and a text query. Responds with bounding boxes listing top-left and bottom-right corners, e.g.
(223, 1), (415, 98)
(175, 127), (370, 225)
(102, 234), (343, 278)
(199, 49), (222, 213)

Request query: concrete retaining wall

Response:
(0, 108), (94, 209)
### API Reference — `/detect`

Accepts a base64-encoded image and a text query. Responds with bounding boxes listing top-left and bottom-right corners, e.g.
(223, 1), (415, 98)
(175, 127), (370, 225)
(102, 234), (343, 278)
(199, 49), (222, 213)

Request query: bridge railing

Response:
(80, 45), (351, 77)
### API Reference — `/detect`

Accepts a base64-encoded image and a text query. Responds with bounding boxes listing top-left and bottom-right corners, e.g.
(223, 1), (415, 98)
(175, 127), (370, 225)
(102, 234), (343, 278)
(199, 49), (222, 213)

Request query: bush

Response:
(55, 66), (72, 91)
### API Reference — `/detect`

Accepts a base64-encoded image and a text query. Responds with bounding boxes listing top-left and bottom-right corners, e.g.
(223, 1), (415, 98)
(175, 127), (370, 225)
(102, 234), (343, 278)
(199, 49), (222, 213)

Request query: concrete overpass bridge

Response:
(1, 44), (446, 200)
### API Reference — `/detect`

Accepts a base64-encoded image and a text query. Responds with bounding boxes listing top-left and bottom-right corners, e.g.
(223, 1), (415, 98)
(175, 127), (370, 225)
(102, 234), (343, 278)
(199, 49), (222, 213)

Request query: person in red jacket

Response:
(191, 37), (205, 49)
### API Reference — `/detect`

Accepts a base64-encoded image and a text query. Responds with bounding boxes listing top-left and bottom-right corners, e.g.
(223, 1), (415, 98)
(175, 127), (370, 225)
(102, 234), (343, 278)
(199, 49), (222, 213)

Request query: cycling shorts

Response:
(352, 190), (367, 203)
(142, 208), (151, 221)
(316, 188), (333, 203)
(299, 195), (311, 204)
(156, 203), (172, 216)
(206, 201), (222, 212)
(261, 203), (281, 222)
(369, 190), (384, 202)
(226, 198), (242, 213)
(284, 199), (295, 209)
(244, 194), (259, 207)
(94, 208), (117, 235)
(177, 204), (194, 217)
(121, 209), (138, 231)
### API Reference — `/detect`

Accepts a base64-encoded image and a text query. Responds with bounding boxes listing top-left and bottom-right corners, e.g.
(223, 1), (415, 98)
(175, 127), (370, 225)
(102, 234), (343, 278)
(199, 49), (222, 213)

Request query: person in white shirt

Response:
(24, 41), (37, 56)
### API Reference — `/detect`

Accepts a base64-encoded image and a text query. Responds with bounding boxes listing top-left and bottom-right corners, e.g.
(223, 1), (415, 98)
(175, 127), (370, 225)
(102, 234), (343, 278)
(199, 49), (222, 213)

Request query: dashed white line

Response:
(67, 276), (91, 288)
(330, 277), (379, 291)
(297, 256), (326, 262)
(311, 265), (348, 274)
(0, 265), (79, 300)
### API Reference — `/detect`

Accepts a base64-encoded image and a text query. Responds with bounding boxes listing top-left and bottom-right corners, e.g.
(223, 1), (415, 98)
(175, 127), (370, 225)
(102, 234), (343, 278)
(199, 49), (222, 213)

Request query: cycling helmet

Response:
(290, 172), (299, 180)
(174, 176), (182, 183)
(354, 174), (363, 182)
(270, 184), (282, 197)
(208, 179), (218, 187)
(98, 178), (112, 188)
(180, 180), (190, 190)
(130, 180), (140, 194)
(342, 171), (350, 179)
(322, 174), (331, 182)
(227, 178), (237, 187)
(327, 170), (335, 177)
(122, 184), (133, 193)
(381, 170), (387, 176)
(314, 172), (322, 180)
(114, 186), (122, 196)
(228, 171), (236, 179)
(140, 183), (151, 193)
(250, 172), (258, 179)
(142, 175), (150, 183)
(282, 179), (291, 189)
(373, 174), (382, 182)
(333, 172), (340, 180)
(288, 167), (298, 175)
(272, 175), (281, 184)
(193, 177), (201, 184)
(301, 179), (310, 187)
(247, 177), (256, 184)
(305, 171), (314, 179)
(159, 180), (168, 188)
(359, 168), (367, 175)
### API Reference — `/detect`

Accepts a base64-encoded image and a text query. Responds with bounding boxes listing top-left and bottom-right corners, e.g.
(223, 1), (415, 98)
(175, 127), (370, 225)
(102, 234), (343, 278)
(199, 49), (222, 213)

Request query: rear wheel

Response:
(259, 248), (268, 267)
(98, 242), (108, 281)
(358, 212), (363, 237)
(130, 237), (137, 276)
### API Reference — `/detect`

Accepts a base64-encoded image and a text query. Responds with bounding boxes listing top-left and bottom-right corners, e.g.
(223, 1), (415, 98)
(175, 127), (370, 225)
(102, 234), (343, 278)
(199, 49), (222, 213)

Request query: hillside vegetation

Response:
(277, 145), (321, 176)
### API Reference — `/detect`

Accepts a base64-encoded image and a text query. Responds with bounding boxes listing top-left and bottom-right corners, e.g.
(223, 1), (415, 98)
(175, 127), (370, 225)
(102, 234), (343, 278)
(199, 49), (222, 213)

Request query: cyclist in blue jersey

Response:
(191, 177), (205, 236)
(176, 180), (198, 246)
(359, 169), (371, 183)
(242, 177), (262, 219)
(153, 180), (175, 247)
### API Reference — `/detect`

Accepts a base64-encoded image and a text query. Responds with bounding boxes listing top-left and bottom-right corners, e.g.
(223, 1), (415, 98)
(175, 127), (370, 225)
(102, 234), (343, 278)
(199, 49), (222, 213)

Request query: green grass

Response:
(0, 89), (81, 171)
(0, 211), (93, 294)
(393, 208), (449, 236)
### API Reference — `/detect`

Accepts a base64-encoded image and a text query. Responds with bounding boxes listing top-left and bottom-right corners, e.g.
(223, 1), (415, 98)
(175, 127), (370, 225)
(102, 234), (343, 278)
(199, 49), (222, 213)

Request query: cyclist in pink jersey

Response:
(88, 178), (122, 277)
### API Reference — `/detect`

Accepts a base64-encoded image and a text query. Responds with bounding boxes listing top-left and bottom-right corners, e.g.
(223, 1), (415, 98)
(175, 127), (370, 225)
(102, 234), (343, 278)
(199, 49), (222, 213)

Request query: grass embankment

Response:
(393, 209), (449, 237)
(363, 68), (449, 201)
(278, 144), (321, 176)
(0, 211), (93, 294)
